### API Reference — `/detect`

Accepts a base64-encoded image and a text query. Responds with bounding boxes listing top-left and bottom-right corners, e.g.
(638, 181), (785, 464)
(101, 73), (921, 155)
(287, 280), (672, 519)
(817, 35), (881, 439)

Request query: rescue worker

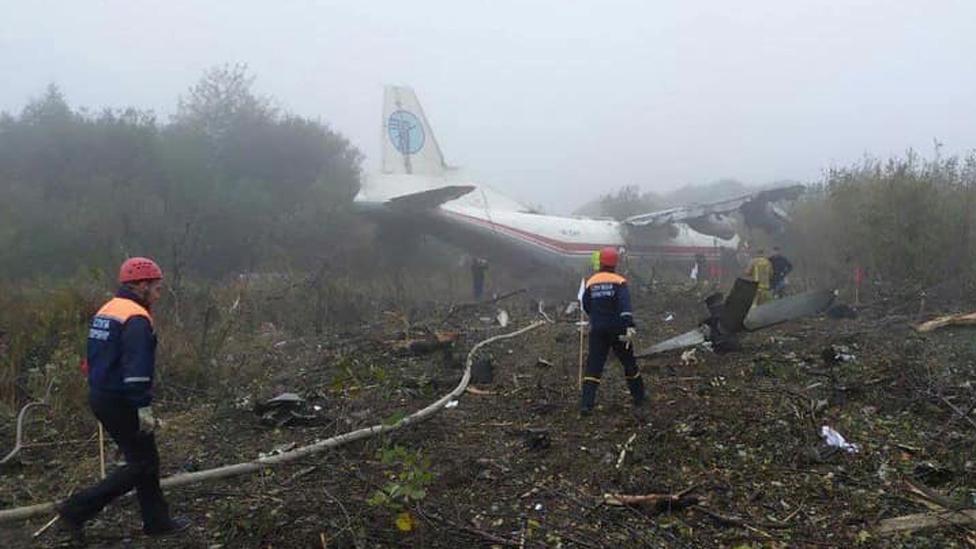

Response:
(590, 250), (601, 272)
(580, 247), (647, 416)
(57, 258), (190, 541)
(745, 248), (773, 305)
(471, 257), (489, 301)
(768, 246), (793, 298)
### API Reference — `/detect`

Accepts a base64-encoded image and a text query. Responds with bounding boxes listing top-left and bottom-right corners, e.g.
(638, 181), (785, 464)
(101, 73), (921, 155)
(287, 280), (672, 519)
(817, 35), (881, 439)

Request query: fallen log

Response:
(878, 509), (976, 534)
(914, 311), (976, 333)
(0, 321), (547, 524)
(388, 331), (459, 355)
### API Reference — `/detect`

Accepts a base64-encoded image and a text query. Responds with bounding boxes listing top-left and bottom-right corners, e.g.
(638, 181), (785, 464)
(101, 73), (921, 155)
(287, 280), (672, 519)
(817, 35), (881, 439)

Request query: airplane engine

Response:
(686, 213), (737, 240)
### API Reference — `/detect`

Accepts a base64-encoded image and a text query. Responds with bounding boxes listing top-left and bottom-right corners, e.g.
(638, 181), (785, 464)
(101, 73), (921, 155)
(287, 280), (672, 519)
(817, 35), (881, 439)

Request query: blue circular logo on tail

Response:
(388, 110), (425, 155)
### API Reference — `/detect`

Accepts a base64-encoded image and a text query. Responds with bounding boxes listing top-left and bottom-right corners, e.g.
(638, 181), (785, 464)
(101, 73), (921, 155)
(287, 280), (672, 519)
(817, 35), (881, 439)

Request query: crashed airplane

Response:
(355, 85), (804, 273)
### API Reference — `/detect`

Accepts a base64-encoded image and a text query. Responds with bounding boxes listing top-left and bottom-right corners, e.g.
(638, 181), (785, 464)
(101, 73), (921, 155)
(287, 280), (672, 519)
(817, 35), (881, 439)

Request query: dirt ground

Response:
(2, 283), (976, 548)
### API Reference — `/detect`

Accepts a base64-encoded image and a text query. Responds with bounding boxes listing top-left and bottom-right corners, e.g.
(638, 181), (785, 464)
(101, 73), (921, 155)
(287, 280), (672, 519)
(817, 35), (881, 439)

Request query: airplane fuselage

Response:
(356, 174), (738, 273)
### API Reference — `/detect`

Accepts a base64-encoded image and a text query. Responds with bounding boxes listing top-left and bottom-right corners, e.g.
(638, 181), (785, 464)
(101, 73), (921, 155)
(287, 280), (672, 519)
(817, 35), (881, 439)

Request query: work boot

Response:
(54, 507), (85, 545)
(145, 516), (191, 538)
(580, 380), (600, 413)
(626, 376), (647, 405)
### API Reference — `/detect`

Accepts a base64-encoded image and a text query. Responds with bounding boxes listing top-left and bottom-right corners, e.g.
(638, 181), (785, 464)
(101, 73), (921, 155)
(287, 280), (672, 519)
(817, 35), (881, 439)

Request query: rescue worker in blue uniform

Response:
(57, 258), (189, 541)
(580, 247), (647, 415)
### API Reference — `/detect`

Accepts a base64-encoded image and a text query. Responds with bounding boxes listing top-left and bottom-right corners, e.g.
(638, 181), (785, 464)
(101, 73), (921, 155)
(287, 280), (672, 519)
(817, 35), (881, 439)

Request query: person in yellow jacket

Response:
(745, 248), (773, 305)
(590, 250), (601, 272)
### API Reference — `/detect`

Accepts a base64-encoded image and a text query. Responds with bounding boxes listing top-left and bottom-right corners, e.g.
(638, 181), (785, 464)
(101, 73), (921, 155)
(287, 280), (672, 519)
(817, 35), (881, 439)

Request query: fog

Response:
(2, 0), (975, 212)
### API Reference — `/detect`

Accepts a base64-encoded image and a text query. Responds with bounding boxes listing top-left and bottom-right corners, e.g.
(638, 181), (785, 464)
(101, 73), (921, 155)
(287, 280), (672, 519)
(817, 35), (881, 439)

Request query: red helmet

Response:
(599, 247), (619, 268)
(118, 257), (163, 283)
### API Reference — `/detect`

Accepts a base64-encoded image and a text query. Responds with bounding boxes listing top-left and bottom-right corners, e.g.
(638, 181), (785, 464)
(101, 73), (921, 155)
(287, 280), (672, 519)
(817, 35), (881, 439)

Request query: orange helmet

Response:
(118, 257), (163, 283)
(599, 247), (619, 268)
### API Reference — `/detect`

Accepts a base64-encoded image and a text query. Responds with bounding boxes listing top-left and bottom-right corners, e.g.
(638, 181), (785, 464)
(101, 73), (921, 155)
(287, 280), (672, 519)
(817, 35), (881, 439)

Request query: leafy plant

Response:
(366, 444), (434, 532)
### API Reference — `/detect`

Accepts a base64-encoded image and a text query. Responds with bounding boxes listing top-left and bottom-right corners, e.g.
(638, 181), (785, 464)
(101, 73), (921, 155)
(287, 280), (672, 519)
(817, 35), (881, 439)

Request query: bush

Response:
(788, 151), (976, 297)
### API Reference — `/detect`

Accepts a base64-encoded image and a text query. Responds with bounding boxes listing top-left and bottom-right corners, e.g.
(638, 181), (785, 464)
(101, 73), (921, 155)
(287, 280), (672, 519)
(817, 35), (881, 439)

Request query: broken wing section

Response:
(623, 185), (805, 239)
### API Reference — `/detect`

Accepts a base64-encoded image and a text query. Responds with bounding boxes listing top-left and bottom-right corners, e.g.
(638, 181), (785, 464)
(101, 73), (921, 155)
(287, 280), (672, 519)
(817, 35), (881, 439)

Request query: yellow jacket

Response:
(746, 257), (773, 289)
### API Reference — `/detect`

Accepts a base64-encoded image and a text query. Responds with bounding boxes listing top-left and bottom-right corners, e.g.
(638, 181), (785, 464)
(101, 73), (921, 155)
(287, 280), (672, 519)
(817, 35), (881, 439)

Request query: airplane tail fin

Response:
(382, 86), (449, 176)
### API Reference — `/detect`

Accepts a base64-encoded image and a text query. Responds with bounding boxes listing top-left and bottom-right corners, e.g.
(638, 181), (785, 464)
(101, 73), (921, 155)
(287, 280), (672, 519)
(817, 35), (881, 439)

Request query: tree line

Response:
(790, 151), (976, 295)
(0, 64), (363, 282)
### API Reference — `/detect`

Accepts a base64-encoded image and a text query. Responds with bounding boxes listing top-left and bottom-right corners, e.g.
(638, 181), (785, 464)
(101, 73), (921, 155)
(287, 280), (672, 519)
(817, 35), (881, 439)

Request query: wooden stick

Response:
(32, 515), (59, 538)
(578, 311), (585, 391)
(878, 509), (976, 534)
(98, 423), (106, 479)
(604, 484), (699, 506)
(0, 321), (547, 524)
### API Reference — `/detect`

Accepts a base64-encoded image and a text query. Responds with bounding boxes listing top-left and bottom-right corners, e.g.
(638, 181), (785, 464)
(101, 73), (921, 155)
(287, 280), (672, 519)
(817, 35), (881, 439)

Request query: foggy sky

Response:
(2, 0), (975, 213)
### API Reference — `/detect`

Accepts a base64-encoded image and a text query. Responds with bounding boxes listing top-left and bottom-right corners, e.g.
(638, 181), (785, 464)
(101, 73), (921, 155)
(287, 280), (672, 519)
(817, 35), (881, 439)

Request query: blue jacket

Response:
(582, 269), (635, 333)
(87, 287), (156, 407)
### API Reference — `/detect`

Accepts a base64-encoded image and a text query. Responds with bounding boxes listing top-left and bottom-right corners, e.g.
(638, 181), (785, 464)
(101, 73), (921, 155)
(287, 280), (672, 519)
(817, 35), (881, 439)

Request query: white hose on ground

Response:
(0, 320), (547, 524)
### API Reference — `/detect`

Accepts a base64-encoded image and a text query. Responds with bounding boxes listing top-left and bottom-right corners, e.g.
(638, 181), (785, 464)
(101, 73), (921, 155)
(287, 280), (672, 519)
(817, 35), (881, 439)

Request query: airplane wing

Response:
(623, 185), (805, 238)
(386, 185), (476, 211)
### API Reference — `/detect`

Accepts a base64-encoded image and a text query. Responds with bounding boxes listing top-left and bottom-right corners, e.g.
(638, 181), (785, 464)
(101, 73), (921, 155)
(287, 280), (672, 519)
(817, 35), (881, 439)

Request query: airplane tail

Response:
(381, 86), (449, 176)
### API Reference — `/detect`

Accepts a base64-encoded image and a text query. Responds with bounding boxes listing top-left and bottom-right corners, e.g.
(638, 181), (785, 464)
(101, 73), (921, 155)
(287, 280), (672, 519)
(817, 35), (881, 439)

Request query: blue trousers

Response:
(580, 329), (646, 411)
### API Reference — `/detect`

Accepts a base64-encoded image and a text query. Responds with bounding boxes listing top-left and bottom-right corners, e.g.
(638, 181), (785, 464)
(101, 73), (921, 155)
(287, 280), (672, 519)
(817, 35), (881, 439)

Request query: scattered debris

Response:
(470, 356), (493, 385)
(822, 345), (857, 364)
(254, 392), (319, 427)
(265, 392), (303, 405)
(637, 327), (706, 359)
(234, 395), (253, 410)
(827, 304), (858, 319)
(615, 433), (637, 469)
(258, 442), (297, 459)
(535, 358), (552, 368)
(445, 400), (459, 409)
(521, 428), (551, 451)
(496, 309), (510, 327)
(680, 348), (699, 366)
(663, 312), (675, 322)
(820, 425), (860, 454)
